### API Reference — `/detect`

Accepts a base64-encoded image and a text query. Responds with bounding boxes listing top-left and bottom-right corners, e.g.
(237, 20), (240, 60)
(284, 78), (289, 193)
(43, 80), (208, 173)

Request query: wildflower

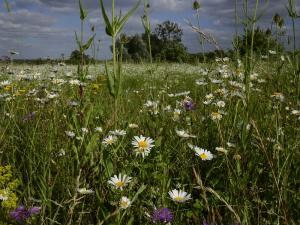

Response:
(10, 206), (41, 223)
(81, 128), (89, 134)
(210, 112), (222, 121)
(119, 196), (131, 209)
(271, 92), (285, 102)
(203, 93), (214, 105)
(69, 79), (81, 86)
(173, 109), (181, 121)
(95, 127), (103, 132)
(132, 135), (154, 158)
(182, 96), (195, 110)
(144, 100), (159, 115)
(128, 123), (139, 129)
(102, 135), (118, 146)
(269, 50), (276, 55)
(195, 148), (213, 161)
(195, 80), (208, 86)
(291, 110), (300, 116)
(22, 112), (36, 122)
(216, 100), (225, 108)
(227, 142), (236, 148)
(108, 174), (132, 190)
(216, 147), (228, 154)
(175, 130), (196, 138)
(168, 189), (192, 203)
(65, 131), (75, 138)
(77, 188), (94, 194)
(109, 129), (126, 136)
(152, 207), (173, 223)
(0, 190), (8, 201)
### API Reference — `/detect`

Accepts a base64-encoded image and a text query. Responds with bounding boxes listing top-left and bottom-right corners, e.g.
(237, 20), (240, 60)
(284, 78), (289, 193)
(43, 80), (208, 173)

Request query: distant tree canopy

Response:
(154, 20), (183, 43)
(115, 20), (187, 62)
(235, 27), (284, 56)
(69, 50), (91, 64)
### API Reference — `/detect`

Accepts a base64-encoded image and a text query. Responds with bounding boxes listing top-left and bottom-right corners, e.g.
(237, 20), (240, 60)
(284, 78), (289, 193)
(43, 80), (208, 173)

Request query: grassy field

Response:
(0, 59), (299, 225)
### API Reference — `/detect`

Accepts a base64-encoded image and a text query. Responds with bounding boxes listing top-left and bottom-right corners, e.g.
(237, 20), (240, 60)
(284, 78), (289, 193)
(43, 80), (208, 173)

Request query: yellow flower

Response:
(4, 85), (12, 91)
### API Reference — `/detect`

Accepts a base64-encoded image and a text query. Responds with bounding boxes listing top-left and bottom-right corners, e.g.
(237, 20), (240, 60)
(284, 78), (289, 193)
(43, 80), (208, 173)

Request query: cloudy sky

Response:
(0, 0), (299, 59)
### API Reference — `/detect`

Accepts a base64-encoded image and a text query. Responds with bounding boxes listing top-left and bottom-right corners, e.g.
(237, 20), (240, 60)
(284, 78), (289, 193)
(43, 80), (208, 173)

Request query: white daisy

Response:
(102, 135), (118, 146)
(108, 174), (132, 190)
(216, 147), (228, 154)
(119, 196), (131, 209)
(210, 112), (222, 121)
(95, 127), (103, 132)
(132, 135), (155, 158)
(168, 189), (191, 203)
(175, 130), (196, 138)
(128, 123), (139, 129)
(77, 188), (94, 194)
(65, 131), (75, 138)
(109, 129), (126, 136)
(81, 128), (89, 133)
(195, 148), (213, 161)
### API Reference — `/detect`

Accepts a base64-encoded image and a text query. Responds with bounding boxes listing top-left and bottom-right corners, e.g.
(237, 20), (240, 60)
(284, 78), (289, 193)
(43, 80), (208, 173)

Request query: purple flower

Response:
(29, 206), (41, 215)
(182, 97), (195, 111)
(22, 112), (36, 122)
(10, 205), (41, 223)
(152, 207), (173, 224)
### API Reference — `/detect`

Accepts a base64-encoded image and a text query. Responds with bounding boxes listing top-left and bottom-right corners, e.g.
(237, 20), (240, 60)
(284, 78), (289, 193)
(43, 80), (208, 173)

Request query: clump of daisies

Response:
(131, 135), (155, 158)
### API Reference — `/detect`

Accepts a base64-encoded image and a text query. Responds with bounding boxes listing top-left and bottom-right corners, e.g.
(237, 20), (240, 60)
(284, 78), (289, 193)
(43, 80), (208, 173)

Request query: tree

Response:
(236, 27), (284, 56)
(154, 20), (183, 43)
(115, 34), (148, 62)
(69, 50), (90, 64)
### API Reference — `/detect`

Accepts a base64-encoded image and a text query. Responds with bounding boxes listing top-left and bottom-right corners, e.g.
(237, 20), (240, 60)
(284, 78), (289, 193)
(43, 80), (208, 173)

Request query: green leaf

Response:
(86, 134), (99, 154)
(79, 0), (88, 21)
(99, 0), (113, 36)
(155, 136), (162, 148)
(83, 34), (96, 50)
(74, 32), (82, 51)
(126, 217), (134, 225)
(131, 184), (146, 203)
(105, 62), (116, 97)
(115, 0), (141, 34)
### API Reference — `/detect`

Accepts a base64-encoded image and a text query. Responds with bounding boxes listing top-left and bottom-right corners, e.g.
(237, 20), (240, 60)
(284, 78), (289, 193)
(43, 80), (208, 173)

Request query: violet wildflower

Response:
(152, 207), (173, 224)
(10, 205), (41, 222)
(182, 97), (195, 111)
(22, 112), (36, 122)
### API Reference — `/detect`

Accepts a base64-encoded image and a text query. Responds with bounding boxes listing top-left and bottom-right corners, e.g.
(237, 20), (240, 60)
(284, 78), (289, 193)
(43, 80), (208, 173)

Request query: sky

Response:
(0, 0), (299, 59)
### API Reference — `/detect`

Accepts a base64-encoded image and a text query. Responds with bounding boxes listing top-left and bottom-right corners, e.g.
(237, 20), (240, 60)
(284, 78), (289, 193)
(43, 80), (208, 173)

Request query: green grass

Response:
(0, 60), (299, 224)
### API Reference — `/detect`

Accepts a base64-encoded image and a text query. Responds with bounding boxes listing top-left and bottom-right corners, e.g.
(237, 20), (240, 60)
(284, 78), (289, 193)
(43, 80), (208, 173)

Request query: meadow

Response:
(0, 58), (299, 225)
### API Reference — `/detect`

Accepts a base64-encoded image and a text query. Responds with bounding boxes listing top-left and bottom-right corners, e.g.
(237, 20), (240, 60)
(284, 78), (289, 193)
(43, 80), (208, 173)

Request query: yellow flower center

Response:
(115, 181), (124, 188)
(200, 153), (208, 160)
(174, 196), (184, 202)
(120, 200), (128, 208)
(138, 141), (148, 149)
(107, 139), (115, 145)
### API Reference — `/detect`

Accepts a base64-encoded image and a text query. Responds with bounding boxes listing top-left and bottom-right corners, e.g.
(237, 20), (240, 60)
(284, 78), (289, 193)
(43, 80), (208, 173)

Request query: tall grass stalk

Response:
(98, 0), (141, 126)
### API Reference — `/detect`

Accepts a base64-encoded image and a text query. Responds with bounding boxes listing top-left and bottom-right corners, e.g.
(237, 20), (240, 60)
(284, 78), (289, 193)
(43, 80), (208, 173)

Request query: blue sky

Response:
(0, 0), (299, 59)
